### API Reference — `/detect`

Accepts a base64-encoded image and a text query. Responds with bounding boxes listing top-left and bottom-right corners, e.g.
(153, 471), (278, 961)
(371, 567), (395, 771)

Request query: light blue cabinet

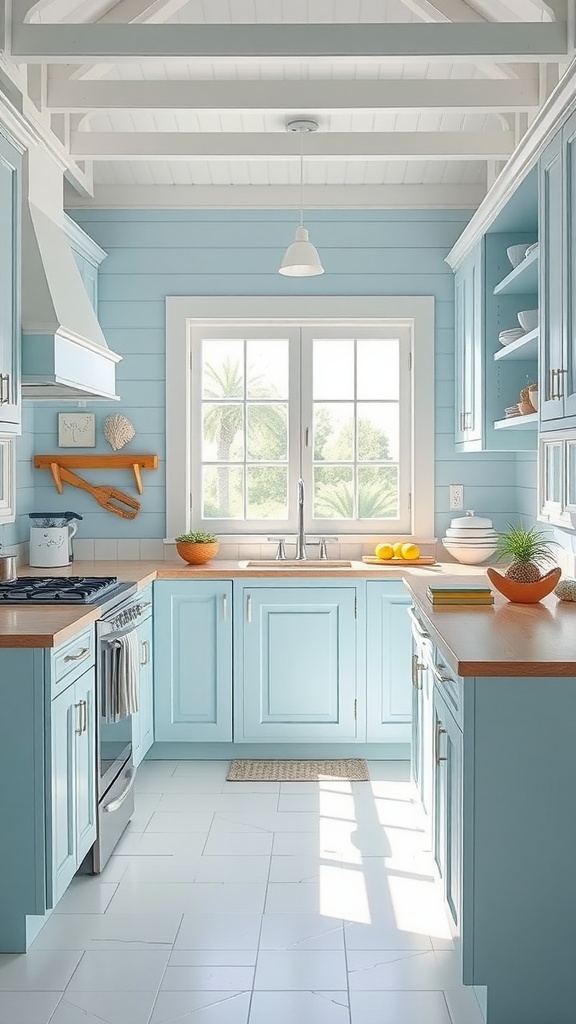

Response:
(0, 628), (96, 951)
(433, 683), (462, 939)
(235, 584), (358, 742)
(132, 590), (154, 767)
(0, 132), (21, 432)
(539, 109), (576, 428)
(50, 668), (97, 906)
(366, 581), (411, 742)
(454, 234), (537, 452)
(154, 580), (232, 742)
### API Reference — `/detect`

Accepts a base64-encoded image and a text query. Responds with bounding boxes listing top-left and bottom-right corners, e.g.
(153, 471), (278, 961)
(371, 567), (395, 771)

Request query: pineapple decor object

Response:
(487, 523), (561, 603)
(496, 523), (557, 582)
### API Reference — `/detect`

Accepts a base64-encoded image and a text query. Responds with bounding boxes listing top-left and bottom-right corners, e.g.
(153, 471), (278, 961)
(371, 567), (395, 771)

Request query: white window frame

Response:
(166, 296), (435, 542)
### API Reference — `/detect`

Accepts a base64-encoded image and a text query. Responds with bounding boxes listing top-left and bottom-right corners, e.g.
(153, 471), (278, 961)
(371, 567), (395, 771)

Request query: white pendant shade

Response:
(278, 226), (325, 277)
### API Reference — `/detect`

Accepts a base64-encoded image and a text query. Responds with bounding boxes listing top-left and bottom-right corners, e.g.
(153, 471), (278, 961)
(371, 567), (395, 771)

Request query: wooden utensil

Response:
(59, 466), (141, 519)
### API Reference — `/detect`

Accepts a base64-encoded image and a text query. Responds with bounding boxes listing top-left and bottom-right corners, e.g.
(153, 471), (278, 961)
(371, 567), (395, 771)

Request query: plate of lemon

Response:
(363, 542), (436, 565)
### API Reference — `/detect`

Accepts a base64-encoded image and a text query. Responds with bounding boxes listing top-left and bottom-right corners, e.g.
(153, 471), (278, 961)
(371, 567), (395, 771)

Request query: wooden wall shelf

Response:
(34, 454), (158, 494)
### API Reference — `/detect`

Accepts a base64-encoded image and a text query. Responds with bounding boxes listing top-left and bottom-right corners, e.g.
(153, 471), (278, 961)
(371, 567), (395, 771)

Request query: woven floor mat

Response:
(226, 758), (370, 782)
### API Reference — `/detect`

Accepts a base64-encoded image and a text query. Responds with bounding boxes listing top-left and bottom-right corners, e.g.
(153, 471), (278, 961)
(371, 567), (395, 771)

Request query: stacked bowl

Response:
(442, 511), (498, 565)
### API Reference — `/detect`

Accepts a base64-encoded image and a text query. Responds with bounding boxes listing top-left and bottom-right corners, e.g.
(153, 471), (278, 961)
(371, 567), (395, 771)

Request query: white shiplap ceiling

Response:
(16, 0), (568, 208)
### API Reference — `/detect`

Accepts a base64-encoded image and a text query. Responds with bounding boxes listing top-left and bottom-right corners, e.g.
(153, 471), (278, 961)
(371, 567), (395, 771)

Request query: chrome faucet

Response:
(294, 477), (307, 560)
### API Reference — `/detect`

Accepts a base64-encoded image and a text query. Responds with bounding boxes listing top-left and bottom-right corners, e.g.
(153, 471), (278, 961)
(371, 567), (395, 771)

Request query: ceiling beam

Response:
(47, 78), (540, 113)
(70, 130), (515, 162)
(64, 181), (487, 210)
(9, 22), (568, 63)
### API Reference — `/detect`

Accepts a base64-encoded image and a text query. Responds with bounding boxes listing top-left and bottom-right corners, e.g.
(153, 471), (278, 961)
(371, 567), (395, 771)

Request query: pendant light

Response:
(279, 119), (325, 277)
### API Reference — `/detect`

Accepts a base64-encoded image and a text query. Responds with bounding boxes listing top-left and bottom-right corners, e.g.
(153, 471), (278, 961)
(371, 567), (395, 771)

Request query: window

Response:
(166, 297), (434, 541)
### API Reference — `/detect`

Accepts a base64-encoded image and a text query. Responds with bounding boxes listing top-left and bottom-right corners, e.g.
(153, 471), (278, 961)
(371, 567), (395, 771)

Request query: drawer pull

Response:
(222, 594), (228, 620)
(140, 639), (150, 666)
(64, 646), (90, 663)
(246, 594), (252, 624)
(428, 658), (454, 685)
(103, 767), (136, 813)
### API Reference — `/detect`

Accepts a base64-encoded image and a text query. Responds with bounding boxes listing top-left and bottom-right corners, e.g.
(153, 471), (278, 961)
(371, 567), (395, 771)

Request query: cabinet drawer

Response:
(51, 626), (95, 695)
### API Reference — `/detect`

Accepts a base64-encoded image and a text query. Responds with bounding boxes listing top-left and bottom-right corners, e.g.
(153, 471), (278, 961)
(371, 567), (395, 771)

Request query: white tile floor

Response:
(0, 760), (487, 1024)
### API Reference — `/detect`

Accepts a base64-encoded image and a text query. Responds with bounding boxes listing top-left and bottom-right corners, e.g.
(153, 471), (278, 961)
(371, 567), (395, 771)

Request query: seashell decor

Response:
(103, 413), (136, 451)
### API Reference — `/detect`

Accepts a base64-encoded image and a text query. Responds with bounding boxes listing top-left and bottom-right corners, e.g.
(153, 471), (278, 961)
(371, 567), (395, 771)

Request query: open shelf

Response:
(493, 248), (538, 295)
(494, 327), (539, 361)
(494, 413), (538, 429)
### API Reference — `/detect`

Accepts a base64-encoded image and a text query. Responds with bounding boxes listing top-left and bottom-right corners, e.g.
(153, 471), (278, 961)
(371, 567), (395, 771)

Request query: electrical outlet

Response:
(450, 485), (464, 511)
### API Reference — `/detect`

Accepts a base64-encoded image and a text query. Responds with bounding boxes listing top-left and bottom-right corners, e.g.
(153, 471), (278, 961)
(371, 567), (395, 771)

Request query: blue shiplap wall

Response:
(24, 208), (529, 539)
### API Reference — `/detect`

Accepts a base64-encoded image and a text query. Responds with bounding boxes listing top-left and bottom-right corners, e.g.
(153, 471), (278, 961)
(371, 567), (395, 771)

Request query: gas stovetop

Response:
(0, 577), (133, 605)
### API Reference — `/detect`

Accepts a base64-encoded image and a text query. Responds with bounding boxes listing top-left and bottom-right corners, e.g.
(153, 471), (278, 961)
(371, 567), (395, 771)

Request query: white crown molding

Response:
(63, 182), (486, 210)
(63, 211), (107, 265)
(446, 56), (576, 269)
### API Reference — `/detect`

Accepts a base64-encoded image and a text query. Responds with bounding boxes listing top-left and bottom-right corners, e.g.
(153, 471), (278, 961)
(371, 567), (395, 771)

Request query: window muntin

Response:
(191, 321), (412, 535)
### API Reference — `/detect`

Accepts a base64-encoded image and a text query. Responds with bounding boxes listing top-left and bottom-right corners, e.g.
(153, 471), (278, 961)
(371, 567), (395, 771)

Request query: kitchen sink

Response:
(239, 559), (353, 568)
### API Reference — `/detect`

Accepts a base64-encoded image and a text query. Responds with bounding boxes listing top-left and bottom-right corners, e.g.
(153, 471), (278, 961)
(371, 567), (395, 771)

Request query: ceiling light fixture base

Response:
(286, 119), (319, 134)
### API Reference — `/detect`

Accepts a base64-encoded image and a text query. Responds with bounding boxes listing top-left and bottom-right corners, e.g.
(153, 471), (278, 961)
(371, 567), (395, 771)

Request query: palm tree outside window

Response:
(191, 323), (412, 535)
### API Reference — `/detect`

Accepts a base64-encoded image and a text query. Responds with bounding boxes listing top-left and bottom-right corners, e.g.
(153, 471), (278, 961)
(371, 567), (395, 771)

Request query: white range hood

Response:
(21, 147), (121, 400)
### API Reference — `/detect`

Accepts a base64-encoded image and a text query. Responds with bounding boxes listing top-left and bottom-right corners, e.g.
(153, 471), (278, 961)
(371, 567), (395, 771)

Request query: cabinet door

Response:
(154, 581), (232, 742)
(538, 436), (567, 525)
(238, 587), (357, 742)
(539, 130), (565, 425)
(0, 135), (21, 431)
(74, 670), (97, 866)
(50, 688), (76, 906)
(433, 687), (462, 937)
(562, 110), (576, 419)
(455, 244), (483, 446)
(366, 582), (411, 741)
(133, 614), (153, 766)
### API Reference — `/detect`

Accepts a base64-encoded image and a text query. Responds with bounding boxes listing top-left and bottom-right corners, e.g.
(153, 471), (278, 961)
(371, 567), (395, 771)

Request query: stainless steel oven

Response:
(90, 589), (152, 872)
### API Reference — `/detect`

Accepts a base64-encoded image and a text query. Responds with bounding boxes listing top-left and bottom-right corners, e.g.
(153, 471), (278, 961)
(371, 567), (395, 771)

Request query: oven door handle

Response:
(102, 767), (136, 813)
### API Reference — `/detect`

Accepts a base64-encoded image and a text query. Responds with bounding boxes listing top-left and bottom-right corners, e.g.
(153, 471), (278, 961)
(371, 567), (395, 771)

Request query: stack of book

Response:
(427, 583), (494, 605)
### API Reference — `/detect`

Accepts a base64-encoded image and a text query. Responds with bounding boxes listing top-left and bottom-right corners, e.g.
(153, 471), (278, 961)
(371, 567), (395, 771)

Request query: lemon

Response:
(401, 543), (420, 560)
(392, 542), (404, 558)
(374, 543), (394, 560)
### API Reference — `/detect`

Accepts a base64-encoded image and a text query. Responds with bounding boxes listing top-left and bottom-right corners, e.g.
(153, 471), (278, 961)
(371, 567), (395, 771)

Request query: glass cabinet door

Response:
(0, 437), (15, 524)
(539, 438), (565, 524)
(565, 440), (576, 515)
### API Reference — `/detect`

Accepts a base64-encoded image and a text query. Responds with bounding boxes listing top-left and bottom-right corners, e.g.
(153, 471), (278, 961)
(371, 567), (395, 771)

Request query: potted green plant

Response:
(175, 530), (219, 565)
(487, 523), (561, 603)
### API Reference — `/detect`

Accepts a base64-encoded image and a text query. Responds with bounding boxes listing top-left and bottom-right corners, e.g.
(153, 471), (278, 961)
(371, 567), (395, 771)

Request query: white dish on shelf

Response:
(499, 331), (526, 346)
(517, 309), (538, 332)
(445, 528), (497, 539)
(506, 244), (529, 268)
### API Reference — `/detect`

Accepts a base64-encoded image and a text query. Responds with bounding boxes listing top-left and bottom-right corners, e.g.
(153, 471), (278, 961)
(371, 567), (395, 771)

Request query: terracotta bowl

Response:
(486, 566), (561, 604)
(176, 541), (219, 565)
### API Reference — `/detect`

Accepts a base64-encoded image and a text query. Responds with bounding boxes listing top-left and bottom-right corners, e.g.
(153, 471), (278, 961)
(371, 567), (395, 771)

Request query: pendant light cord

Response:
(299, 129), (304, 227)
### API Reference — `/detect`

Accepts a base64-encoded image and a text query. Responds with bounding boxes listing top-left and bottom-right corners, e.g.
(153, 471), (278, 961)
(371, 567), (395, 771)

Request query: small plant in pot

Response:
(487, 523), (561, 603)
(175, 531), (219, 565)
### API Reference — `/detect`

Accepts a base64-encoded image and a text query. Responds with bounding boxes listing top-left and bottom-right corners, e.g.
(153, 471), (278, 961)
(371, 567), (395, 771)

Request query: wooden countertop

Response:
(6, 562), (575, 671)
(403, 576), (576, 677)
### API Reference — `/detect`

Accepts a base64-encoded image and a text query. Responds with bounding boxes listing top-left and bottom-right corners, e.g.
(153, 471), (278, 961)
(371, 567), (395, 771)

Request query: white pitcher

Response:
(29, 522), (79, 568)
